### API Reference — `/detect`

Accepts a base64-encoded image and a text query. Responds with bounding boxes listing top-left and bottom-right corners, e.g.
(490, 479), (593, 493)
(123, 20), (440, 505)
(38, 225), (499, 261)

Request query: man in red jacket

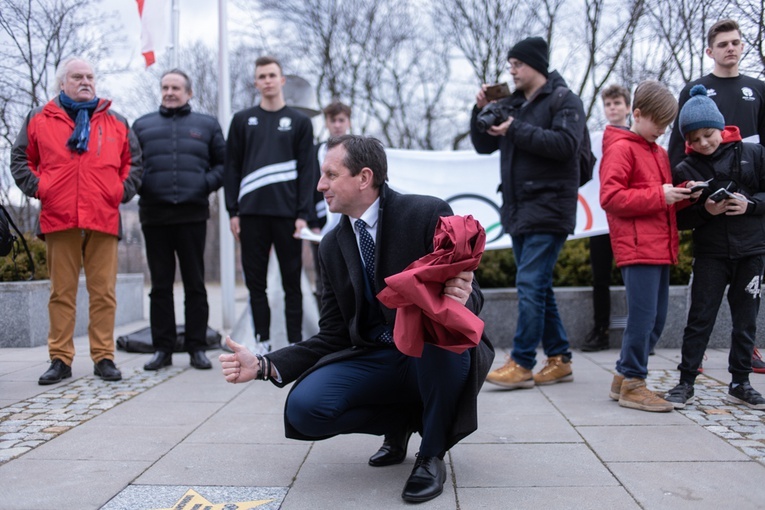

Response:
(11, 57), (142, 385)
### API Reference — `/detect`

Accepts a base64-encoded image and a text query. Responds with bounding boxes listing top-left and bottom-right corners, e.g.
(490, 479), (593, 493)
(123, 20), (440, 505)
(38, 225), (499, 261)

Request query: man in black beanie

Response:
(471, 36), (586, 390)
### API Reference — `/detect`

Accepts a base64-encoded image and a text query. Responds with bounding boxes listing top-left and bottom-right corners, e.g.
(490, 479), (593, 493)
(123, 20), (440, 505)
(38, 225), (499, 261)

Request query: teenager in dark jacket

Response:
(133, 69), (226, 371)
(666, 85), (765, 410)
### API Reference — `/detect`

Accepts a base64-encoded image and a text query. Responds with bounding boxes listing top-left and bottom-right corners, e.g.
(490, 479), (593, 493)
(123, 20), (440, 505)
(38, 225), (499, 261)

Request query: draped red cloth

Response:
(377, 215), (486, 357)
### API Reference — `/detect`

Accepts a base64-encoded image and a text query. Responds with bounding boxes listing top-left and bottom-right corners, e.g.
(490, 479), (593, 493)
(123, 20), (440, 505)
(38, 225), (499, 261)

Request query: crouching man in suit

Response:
(220, 134), (494, 503)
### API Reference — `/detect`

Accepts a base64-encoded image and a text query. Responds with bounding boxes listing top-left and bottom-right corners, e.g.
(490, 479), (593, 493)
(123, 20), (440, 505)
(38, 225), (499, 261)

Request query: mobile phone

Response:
(708, 188), (734, 202)
(689, 179), (712, 193)
(485, 82), (511, 101)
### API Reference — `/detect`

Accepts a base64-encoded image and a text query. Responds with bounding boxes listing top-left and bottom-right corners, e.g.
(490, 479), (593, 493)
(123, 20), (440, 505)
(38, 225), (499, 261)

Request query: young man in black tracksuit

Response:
(667, 85), (765, 410)
(224, 56), (314, 352)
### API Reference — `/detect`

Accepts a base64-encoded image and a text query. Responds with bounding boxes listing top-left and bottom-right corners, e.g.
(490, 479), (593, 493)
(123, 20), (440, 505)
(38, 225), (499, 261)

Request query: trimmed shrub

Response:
(0, 235), (48, 281)
(476, 232), (693, 288)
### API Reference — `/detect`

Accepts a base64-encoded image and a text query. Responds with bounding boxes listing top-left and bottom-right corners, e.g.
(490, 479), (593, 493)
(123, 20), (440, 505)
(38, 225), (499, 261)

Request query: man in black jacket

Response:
(133, 69), (226, 371)
(471, 37), (585, 390)
(220, 135), (494, 504)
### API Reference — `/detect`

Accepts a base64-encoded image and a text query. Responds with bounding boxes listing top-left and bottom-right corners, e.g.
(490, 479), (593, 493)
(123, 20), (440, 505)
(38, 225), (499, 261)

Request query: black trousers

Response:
(239, 215), (303, 343)
(589, 234), (613, 327)
(142, 222), (209, 353)
(285, 344), (471, 457)
(679, 255), (764, 384)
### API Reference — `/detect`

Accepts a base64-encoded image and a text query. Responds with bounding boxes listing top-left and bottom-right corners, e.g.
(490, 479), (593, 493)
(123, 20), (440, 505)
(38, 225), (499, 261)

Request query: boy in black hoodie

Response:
(668, 84), (765, 410)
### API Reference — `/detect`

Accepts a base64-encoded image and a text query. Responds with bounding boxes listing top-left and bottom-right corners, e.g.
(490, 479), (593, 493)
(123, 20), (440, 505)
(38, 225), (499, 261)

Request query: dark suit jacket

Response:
(267, 184), (495, 451)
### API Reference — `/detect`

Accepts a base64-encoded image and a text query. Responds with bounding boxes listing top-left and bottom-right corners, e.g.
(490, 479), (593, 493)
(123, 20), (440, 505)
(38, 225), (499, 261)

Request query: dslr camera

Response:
(475, 101), (515, 133)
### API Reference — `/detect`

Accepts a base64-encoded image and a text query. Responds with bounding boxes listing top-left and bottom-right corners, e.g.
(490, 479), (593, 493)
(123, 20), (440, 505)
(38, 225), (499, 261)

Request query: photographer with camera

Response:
(471, 36), (586, 390)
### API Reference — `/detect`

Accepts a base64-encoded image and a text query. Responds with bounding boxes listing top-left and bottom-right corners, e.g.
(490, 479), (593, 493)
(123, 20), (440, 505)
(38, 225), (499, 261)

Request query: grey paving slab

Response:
(451, 443), (618, 487)
(0, 380), (43, 402)
(91, 400), (223, 428)
(209, 379), (293, 413)
(282, 458), (456, 510)
(0, 458), (152, 510)
(23, 424), (190, 461)
(127, 364), (244, 404)
(305, 433), (401, 464)
(0, 347), (49, 362)
(578, 424), (750, 462)
(184, 407), (291, 444)
(465, 407), (582, 444)
(608, 460), (765, 509)
(0, 360), (35, 377)
(134, 442), (311, 486)
(456, 487), (641, 510)
(549, 388), (691, 426)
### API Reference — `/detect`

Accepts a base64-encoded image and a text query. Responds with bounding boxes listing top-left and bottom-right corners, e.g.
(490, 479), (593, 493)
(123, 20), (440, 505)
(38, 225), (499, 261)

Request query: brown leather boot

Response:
(618, 378), (673, 412)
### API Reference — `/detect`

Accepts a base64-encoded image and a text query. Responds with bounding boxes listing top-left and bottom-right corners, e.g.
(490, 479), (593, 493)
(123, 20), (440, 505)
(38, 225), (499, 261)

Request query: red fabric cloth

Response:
(377, 215), (486, 357)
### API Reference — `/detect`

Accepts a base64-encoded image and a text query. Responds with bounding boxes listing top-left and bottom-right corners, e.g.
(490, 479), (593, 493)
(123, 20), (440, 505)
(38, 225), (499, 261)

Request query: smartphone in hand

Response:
(689, 179), (712, 193)
(485, 83), (511, 101)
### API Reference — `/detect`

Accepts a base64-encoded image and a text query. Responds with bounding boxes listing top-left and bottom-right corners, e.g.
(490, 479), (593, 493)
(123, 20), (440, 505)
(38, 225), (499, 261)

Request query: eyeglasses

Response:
(507, 60), (525, 71)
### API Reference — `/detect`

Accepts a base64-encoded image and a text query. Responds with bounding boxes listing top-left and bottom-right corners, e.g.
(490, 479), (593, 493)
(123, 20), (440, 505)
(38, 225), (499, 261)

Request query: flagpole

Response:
(170, 0), (180, 67)
(218, 0), (235, 331)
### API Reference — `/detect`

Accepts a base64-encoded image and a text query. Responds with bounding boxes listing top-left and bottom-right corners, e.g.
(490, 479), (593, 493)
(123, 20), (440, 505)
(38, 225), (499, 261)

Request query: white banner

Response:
(384, 131), (607, 250)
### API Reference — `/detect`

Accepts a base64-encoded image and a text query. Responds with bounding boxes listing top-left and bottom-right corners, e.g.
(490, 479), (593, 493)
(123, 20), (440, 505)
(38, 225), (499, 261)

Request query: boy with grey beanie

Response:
(667, 84), (765, 410)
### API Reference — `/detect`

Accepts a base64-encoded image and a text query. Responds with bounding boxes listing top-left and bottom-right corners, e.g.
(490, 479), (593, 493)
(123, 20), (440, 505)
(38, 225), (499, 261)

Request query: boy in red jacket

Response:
(600, 80), (692, 412)
(665, 85), (765, 410)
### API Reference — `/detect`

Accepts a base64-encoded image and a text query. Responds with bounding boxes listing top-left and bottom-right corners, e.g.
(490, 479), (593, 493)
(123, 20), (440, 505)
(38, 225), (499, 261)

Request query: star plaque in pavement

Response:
(155, 488), (273, 510)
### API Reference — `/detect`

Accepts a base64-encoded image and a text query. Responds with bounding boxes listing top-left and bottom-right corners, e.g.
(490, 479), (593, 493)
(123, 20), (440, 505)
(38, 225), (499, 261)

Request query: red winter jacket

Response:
(11, 97), (142, 236)
(599, 125), (680, 267)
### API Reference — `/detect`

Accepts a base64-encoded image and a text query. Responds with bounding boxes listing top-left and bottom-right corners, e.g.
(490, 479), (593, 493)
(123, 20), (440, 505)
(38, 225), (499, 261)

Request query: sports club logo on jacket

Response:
(278, 117), (292, 132)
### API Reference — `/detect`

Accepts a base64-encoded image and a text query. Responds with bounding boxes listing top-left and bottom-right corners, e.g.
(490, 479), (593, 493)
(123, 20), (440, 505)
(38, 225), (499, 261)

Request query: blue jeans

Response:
(510, 233), (571, 369)
(617, 265), (669, 379)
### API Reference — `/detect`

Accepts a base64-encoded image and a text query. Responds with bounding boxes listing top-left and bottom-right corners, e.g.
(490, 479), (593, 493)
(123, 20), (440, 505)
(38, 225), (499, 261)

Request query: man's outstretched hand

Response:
(219, 336), (259, 383)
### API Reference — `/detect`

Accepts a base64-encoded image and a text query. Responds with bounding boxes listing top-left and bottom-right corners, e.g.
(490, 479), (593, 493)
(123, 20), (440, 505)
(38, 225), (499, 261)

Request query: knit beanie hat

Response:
(678, 84), (725, 137)
(507, 37), (549, 78)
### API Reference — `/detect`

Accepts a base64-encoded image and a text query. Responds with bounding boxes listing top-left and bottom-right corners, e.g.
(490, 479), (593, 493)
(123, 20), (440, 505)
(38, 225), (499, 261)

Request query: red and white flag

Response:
(136, 0), (170, 67)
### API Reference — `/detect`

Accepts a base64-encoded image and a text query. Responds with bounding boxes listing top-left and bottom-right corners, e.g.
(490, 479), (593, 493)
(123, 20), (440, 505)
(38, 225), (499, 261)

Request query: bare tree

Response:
(431, 0), (535, 85)
(642, 0), (733, 87)
(0, 0), (120, 231)
(735, 0), (765, 78)
(239, 0), (452, 149)
(563, 0), (646, 122)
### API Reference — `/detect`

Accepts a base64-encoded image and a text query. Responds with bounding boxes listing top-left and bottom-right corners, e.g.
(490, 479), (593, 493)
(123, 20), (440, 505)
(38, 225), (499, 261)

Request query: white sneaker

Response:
(254, 340), (272, 355)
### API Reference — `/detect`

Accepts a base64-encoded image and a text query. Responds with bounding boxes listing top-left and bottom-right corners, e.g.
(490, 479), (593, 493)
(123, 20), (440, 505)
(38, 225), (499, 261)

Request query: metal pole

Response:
(218, 0), (235, 330)
(171, 0), (180, 67)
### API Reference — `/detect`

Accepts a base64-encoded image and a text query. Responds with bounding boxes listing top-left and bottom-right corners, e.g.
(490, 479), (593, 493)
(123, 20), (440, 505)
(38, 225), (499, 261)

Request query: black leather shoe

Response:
(93, 358), (122, 381)
(144, 351), (172, 371)
(401, 455), (447, 503)
(369, 428), (413, 467)
(38, 359), (72, 385)
(189, 350), (212, 370)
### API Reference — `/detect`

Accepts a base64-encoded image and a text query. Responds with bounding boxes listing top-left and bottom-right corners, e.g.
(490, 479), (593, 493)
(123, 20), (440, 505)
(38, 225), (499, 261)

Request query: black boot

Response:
(189, 350), (212, 370)
(144, 351), (172, 371)
(581, 324), (610, 352)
